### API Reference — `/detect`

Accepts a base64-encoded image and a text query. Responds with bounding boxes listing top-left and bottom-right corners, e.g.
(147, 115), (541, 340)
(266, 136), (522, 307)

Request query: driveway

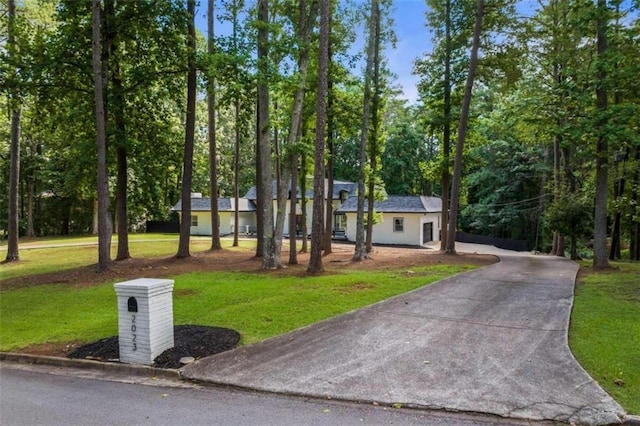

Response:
(182, 245), (625, 425)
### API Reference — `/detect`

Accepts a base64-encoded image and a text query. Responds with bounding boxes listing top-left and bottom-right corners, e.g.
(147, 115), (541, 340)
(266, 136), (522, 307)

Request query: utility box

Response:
(114, 278), (175, 365)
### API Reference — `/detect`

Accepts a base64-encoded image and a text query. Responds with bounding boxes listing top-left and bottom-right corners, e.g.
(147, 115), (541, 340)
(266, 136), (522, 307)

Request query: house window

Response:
(334, 214), (347, 230)
(393, 217), (404, 232)
(191, 215), (198, 227)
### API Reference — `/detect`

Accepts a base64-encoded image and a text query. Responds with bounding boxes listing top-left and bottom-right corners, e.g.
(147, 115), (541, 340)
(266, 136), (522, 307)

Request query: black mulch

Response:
(68, 325), (240, 369)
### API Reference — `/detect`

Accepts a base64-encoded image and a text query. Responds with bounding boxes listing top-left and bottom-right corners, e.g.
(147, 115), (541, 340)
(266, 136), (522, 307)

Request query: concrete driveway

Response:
(182, 245), (625, 425)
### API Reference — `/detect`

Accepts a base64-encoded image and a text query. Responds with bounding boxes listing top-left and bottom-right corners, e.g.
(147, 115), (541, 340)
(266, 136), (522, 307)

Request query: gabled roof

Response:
(336, 195), (442, 213)
(244, 179), (357, 200)
(172, 197), (256, 212)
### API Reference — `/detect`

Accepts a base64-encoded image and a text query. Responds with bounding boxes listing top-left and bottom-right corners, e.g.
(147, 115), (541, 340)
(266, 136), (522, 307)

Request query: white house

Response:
(243, 179), (357, 236)
(171, 185), (443, 247)
(171, 196), (256, 236)
(336, 195), (442, 246)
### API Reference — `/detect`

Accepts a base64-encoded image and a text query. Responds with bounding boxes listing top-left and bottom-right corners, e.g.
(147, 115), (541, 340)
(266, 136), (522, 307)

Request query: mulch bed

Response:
(68, 325), (240, 369)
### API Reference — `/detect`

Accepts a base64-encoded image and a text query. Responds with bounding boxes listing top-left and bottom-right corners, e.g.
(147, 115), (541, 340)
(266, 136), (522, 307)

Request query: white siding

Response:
(228, 211), (257, 235)
(219, 212), (233, 235)
(344, 212), (441, 246)
(179, 211), (257, 236)
(179, 212), (212, 236)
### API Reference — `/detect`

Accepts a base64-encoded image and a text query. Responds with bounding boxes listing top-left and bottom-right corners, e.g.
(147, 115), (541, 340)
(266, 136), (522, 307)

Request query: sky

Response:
(192, 1), (555, 105)
(194, 0), (430, 104)
(383, 0), (430, 104)
(194, 0), (638, 105)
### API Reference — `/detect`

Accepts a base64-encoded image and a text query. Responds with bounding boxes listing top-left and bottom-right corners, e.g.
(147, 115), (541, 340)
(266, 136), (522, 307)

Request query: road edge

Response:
(0, 351), (181, 381)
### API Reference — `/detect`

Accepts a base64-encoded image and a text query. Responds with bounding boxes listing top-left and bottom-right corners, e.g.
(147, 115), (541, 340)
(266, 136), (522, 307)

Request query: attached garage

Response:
(336, 196), (442, 247)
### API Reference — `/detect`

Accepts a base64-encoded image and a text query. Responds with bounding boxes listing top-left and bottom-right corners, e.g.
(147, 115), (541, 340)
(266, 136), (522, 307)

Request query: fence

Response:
(146, 221), (180, 234)
(456, 231), (529, 252)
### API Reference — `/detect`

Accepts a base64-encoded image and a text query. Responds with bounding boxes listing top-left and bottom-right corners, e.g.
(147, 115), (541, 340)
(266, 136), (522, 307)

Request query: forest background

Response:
(1, 0), (639, 271)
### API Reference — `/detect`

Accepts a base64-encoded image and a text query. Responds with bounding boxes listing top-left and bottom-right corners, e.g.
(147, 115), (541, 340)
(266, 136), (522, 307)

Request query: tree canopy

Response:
(2, 0), (639, 268)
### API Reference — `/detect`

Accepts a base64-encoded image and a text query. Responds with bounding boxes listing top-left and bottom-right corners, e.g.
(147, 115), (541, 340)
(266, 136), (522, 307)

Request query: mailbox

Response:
(127, 297), (138, 313)
(114, 278), (174, 365)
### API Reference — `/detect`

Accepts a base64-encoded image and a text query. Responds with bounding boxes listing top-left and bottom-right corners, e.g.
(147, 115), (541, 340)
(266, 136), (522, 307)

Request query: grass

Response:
(4, 235), (637, 413)
(0, 234), (244, 280)
(570, 261), (640, 414)
(0, 263), (475, 351)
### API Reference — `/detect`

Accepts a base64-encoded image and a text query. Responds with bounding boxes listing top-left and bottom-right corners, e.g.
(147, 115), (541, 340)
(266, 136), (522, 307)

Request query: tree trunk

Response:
(113, 56), (130, 261)
(233, 3), (241, 248)
(233, 98), (240, 247)
(92, 0), (112, 271)
(609, 8), (623, 261)
(176, 0), (197, 259)
(556, 234), (565, 257)
(5, 0), (20, 263)
(115, 145), (130, 260)
(255, 98), (264, 258)
(366, 1), (381, 254)
(289, 152), (299, 264)
(445, 0), (484, 254)
(275, 0), (318, 267)
(323, 76), (334, 255)
(273, 97), (287, 268)
(323, 28), (334, 255)
(353, 0), (378, 262)
(26, 177), (35, 238)
(307, 0), (330, 274)
(300, 152), (308, 253)
(570, 235), (579, 260)
(92, 199), (99, 235)
(104, 0), (129, 262)
(6, 108), (21, 262)
(439, 0), (452, 251)
(592, 0), (610, 269)
(208, 0), (222, 251)
(257, 0), (276, 269)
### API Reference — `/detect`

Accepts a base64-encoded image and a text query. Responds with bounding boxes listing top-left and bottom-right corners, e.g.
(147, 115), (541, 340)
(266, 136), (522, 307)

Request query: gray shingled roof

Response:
(244, 179), (357, 200)
(172, 197), (256, 212)
(335, 195), (442, 213)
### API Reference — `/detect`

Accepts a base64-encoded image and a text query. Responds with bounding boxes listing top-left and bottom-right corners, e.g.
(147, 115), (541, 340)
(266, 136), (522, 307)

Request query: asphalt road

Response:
(0, 367), (533, 426)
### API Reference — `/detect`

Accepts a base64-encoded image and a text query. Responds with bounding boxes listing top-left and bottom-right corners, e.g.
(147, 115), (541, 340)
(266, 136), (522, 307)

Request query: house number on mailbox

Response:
(127, 297), (138, 351)
(131, 314), (137, 351)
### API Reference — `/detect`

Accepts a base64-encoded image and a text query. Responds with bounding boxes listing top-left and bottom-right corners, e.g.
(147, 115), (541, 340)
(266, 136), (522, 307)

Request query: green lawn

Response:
(0, 263), (474, 351)
(0, 234), (236, 280)
(570, 261), (640, 414)
(3, 235), (638, 414)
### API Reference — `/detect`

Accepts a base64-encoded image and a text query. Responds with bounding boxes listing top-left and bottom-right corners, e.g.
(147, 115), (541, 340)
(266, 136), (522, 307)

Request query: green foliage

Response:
(544, 190), (592, 242)
(570, 261), (640, 413)
(2, 0), (638, 263)
(461, 137), (547, 243)
(382, 102), (435, 195)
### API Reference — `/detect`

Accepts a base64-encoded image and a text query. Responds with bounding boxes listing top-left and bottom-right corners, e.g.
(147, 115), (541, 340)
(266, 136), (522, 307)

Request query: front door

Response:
(423, 222), (433, 244)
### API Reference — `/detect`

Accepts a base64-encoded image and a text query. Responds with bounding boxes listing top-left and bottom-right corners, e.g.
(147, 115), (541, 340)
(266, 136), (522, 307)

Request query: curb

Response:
(0, 352), (181, 381)
(2, 352), (634, 425)
(623, 415), (640, 425)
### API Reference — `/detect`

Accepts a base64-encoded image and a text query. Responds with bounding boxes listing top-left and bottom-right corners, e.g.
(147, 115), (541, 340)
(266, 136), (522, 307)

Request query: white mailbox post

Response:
(114, 278), (175, 365)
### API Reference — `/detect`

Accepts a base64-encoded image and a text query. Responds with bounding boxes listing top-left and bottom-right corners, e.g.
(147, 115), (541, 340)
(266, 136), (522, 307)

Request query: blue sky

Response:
(383, 0), (430, 103)
(195, 0), (430, 104)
